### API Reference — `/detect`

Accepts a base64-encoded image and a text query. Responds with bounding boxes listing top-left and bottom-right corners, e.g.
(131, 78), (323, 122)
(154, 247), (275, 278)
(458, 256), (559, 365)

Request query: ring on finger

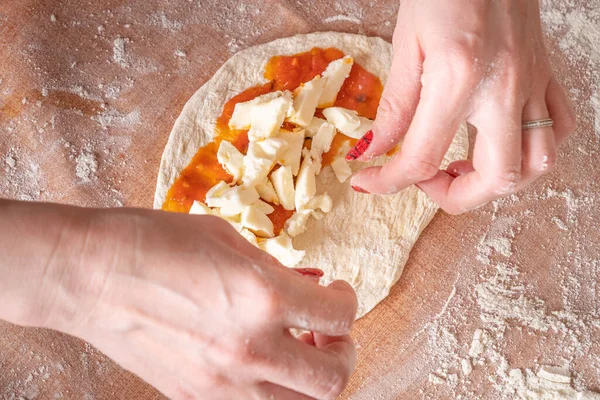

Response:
(522, 118), (554, 130)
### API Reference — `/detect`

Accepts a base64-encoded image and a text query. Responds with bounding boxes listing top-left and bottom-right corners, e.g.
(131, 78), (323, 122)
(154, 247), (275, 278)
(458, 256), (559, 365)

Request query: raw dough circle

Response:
(154, 32), (468, 318)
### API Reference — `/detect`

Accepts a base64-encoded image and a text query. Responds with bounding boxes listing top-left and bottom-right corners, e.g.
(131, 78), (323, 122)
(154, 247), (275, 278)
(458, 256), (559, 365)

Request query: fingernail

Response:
(293, 268), (324, 279)
(352, 185), (370, 194)
(346, 130), (373, 161)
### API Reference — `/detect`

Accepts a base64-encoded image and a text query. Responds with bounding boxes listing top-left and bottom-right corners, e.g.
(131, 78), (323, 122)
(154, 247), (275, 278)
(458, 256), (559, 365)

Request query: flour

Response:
(150, 11), (184, 31)
(324, 15), (363, 24)
(112, 37), (129, 67)
(75, 150), (98, 183)
(92, 108), (141, 130)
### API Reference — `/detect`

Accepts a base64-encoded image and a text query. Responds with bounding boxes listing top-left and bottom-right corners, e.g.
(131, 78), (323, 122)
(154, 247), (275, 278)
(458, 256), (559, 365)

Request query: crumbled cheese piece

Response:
(240, 228), (258, 246)
(277, 129), (305, 175)
(208, 185), (259, 217)
(331, 156), (352, 183)
(217, 141), (245, 181)
(248, 94), (293, 141)
(205, 181), (230, 203)
(256, 180), (280, 205)
(318, 56), (354, 108)
(323, 107), (373, 139)
(305, 117), (327, 138)
(270, 165), (295, 211)
(242, 142), (274, 187)
(295, 153), (317, 211)
(310, 122), (336, 173)
(229, 91), (287, 130)
(241, 205), (274, 238)
(189, 201), (213, 215)
(290, 76), (326, 127)
(307, 194), (333, 213)
(260, 233), (305, 267)
(252, 199), (275, 215)
(285, 210), (313, 237)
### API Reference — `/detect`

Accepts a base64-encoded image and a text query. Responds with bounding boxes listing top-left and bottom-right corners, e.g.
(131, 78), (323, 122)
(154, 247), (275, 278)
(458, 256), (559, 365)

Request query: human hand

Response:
(348, 0), (576, 214)
(41, 209), (358, 400)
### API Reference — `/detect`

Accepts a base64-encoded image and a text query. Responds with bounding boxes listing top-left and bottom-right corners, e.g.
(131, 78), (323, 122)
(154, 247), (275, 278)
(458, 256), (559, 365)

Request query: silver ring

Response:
(522, 118), (554, 130)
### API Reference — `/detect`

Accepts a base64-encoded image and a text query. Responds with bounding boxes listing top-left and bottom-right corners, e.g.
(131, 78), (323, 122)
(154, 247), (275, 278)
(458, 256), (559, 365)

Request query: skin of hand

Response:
(349, 0), (577, 214)
(0, 200), (358, 400)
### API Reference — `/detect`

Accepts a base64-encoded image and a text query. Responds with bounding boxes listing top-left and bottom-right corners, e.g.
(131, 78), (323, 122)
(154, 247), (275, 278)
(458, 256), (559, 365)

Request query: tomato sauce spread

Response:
(162, 47), (383, 233)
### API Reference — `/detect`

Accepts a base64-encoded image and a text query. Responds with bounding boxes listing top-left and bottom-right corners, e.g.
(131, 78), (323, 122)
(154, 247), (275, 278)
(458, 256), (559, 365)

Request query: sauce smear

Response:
(163, 47), (383, 233)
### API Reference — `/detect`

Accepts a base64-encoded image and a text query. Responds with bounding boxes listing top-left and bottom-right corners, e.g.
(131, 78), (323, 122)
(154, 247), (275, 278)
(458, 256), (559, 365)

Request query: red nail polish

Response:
(346, 130), (373, 161)
(293, 268), (325, 278)
(352, 185), (370, 194)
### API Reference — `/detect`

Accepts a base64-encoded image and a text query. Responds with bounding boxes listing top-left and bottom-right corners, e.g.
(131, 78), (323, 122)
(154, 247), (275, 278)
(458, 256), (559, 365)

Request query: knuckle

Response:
(322, 367), (352, 400)
(561, 108), (578, 135)
(377, 92), (414, 129)
(403, 156), (440, 181)
(173, 385), (199, 400)
(490, 169), (522, 195)
(532, 151), (557, 173)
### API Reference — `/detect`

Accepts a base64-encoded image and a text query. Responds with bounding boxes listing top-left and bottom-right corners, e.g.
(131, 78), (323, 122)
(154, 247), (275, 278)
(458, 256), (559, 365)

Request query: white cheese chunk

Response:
(310, 121), (336, 174)
(289, 76), (326, 127)
(229, 91), (287, 130)
(212, 185), (260, 217)
(217, 141), (245, 182)
(256, 137), (287, 159)
(189, 201), (213, 215)
(277, 129), (305, 176)
(253, 199), (275, 215)
(295, 155), (316, 211)
(241, 205), (274, 238)
(242, 142), (275, 187)
(305, 117), (327, 138)
(248, 94), (293, 141)
(354, 117), (374, 138)
(205, 181), (231, 206)
(256, 180), (280, 205)
(318, 56), (354, 108)
(270, 165), (295, 211)
(240, 228), (259, 247)
(323, 107), (361, 137)
(307, 194), (333, 213)
(285, 210), (313, 237)
(260, 233), (305, 268)
(331, 156), (352, 183)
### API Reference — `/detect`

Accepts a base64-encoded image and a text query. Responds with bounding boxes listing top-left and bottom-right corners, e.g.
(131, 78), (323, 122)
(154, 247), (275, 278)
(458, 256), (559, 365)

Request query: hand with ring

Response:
(347, 0), (577, 214)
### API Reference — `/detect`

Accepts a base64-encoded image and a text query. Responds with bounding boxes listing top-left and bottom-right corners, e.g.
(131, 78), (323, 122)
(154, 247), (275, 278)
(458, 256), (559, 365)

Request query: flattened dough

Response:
(154, 32), (469, 318)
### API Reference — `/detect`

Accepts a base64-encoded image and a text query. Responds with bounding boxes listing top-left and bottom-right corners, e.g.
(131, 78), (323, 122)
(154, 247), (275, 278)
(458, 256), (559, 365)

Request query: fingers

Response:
(348, 35), (423, 161)
(262, 332), (355, 400)
(521, 95), (557, 177)
(418, 92), (524, 214)
(280, 280), (358, 337)
(546, 76), (577, 146)
(350, 53), (475, 195)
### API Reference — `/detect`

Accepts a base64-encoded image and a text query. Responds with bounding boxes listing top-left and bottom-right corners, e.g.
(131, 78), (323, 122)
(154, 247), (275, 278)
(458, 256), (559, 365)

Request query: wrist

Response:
(0, 201), (120, 333)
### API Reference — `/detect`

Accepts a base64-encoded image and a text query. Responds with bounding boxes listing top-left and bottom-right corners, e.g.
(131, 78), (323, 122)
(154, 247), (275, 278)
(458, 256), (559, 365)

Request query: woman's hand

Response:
(1, 202), (357, 400)
(348, 0), (576, 214)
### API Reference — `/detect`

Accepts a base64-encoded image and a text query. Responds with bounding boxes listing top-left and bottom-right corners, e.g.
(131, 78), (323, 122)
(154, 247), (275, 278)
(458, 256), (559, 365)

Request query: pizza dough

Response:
(154, 32), (469, 319)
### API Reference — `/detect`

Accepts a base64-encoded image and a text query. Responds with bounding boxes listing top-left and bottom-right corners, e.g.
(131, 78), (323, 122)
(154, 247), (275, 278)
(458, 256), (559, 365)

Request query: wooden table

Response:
(2, 0), (599, 398)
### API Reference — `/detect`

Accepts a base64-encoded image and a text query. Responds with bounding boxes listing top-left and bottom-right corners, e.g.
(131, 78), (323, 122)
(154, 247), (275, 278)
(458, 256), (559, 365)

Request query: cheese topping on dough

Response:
(189, 57), (373, 267)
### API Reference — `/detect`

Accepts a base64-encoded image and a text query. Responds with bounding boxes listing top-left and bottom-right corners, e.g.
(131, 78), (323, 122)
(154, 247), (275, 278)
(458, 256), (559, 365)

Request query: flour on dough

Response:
(154, 32), (469, 318)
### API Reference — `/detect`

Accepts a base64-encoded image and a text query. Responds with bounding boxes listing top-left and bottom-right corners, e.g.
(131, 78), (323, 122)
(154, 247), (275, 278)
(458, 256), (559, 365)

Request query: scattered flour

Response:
(75, 150), (98, 183)
(112, 37), (129, 67)
(324, 14), (363, 24)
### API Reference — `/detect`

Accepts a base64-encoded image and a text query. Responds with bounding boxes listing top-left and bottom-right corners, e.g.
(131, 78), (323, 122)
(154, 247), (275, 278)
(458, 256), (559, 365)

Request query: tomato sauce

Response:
(162, 47), (384, 233)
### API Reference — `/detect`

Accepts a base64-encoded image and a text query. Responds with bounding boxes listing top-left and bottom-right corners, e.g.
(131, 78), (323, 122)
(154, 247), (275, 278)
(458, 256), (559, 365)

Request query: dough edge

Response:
(154, 32), (469, 318)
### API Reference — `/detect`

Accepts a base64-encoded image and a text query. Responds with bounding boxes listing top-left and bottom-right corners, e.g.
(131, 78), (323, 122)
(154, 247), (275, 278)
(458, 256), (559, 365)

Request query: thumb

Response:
(347, 36), (423, 162)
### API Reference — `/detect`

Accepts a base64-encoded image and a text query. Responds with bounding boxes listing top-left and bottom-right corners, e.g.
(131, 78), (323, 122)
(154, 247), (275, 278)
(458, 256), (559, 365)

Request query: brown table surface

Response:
(1, 0), (599, 399)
